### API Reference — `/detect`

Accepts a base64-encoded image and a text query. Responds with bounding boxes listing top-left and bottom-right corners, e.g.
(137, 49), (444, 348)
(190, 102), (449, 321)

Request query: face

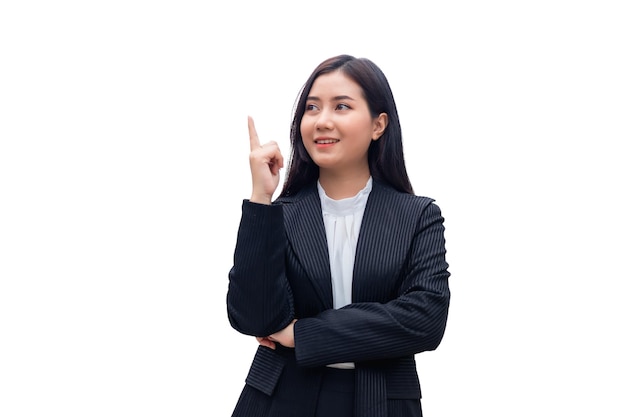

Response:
(300, 71), (387, 176)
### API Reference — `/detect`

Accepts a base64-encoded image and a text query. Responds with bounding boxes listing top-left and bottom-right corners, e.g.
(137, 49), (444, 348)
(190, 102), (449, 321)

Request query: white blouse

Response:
(317, 177), (373, 309)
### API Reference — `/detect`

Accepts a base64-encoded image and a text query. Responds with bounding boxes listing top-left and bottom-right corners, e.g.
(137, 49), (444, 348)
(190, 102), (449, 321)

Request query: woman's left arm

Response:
(293, 202), (451, 367)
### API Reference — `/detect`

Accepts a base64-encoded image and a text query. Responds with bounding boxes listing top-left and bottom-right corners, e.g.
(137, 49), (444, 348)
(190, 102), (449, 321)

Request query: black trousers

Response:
(314, 367), (355, 417)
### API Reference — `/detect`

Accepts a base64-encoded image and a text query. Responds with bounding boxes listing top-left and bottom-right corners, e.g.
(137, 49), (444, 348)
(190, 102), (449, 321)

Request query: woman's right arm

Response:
(226, 200), (294, 337)
(226, 116), (293, 337)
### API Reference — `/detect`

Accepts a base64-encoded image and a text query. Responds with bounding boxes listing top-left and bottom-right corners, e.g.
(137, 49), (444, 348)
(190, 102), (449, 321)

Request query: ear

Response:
(372, 113), (388, 141)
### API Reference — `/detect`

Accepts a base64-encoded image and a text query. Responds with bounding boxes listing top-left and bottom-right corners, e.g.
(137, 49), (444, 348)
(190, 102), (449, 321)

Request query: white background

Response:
(1, 1), (625, 416)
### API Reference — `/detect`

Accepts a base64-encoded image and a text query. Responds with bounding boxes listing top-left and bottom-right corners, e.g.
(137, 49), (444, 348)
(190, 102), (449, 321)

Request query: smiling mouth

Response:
(314, 139), (339, 144)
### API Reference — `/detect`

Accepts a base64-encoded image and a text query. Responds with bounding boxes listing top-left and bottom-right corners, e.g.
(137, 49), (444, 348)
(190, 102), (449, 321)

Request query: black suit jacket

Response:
(227, 180), (451, 417)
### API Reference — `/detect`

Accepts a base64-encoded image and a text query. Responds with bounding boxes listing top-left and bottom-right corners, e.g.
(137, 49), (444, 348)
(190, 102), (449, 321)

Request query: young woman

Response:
(227, 54), (451, 417)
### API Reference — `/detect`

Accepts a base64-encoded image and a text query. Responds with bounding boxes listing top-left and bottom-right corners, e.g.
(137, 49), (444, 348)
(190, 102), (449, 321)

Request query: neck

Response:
(318, 169), (371, 200)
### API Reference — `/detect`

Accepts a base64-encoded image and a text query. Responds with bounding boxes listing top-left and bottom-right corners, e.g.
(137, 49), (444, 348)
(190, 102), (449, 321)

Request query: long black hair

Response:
(278, 54), (414, 198)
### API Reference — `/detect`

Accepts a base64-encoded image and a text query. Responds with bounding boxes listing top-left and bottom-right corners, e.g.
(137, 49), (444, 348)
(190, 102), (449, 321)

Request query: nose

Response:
(315, 108), (334, 131)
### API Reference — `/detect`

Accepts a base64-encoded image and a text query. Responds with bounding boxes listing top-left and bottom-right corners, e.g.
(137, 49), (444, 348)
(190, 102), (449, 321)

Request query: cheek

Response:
(299, 122), (313, 153)
(300, 119), (313, 138)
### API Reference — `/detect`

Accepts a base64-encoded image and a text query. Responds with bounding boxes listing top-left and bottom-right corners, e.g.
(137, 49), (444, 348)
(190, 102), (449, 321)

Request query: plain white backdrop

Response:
(1, 1), (625, 416)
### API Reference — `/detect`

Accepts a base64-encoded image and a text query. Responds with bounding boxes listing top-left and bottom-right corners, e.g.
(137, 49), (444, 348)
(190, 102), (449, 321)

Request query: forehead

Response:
(309, 71), (364, 98)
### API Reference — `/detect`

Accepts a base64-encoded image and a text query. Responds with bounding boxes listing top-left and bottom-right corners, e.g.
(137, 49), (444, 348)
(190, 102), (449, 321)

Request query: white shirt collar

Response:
(317, 177), (373, 217)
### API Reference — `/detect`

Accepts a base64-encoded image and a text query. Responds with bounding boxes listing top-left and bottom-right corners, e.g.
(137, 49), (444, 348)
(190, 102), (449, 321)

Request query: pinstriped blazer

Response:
(227, 180), (451, 417)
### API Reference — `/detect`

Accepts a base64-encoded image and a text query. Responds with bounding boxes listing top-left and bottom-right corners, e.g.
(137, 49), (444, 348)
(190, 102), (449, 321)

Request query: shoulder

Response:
(274, 183), (318, 206)
(371, 180), (437, 212)
(364, 181), (444, 235)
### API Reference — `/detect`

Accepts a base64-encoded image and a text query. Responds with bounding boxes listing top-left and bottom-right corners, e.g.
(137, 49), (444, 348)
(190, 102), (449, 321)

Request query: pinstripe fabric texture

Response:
(227, 180), (451, 417)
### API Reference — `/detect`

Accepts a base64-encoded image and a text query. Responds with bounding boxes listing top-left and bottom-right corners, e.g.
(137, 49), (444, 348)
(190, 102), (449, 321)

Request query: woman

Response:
(227, 54), (451, 417)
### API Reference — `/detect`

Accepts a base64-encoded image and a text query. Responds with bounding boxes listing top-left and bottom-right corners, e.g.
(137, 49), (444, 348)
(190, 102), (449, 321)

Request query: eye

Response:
(336, 103), (351, 110)
(305, 103), (319, 111)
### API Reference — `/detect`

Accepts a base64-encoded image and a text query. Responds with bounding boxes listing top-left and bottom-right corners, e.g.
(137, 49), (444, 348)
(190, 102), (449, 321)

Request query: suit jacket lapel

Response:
(282, 181), (410, 308)
(282, 186), (334, 310)
(353, 182), (406, 303)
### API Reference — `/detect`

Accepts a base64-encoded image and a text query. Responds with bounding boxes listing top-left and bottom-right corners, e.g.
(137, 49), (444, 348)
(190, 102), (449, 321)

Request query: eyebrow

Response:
(306, 95), (356, 101)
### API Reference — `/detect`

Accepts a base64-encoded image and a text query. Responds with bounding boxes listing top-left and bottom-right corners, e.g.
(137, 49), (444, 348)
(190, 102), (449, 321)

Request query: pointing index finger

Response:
(248, 116), (261, 151)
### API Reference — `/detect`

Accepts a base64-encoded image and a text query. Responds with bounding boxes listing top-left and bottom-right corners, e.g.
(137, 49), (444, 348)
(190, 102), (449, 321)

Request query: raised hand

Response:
(247, 116), (284, 205)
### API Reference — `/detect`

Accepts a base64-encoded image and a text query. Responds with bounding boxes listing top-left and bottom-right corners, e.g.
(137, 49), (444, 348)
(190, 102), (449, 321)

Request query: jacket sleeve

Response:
(226, 200), (294, 337)
(294, 201), (451, 367)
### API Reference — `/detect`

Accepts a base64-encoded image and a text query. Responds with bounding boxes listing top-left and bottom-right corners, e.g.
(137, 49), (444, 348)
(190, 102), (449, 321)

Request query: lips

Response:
(314, 138), (339, 144)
